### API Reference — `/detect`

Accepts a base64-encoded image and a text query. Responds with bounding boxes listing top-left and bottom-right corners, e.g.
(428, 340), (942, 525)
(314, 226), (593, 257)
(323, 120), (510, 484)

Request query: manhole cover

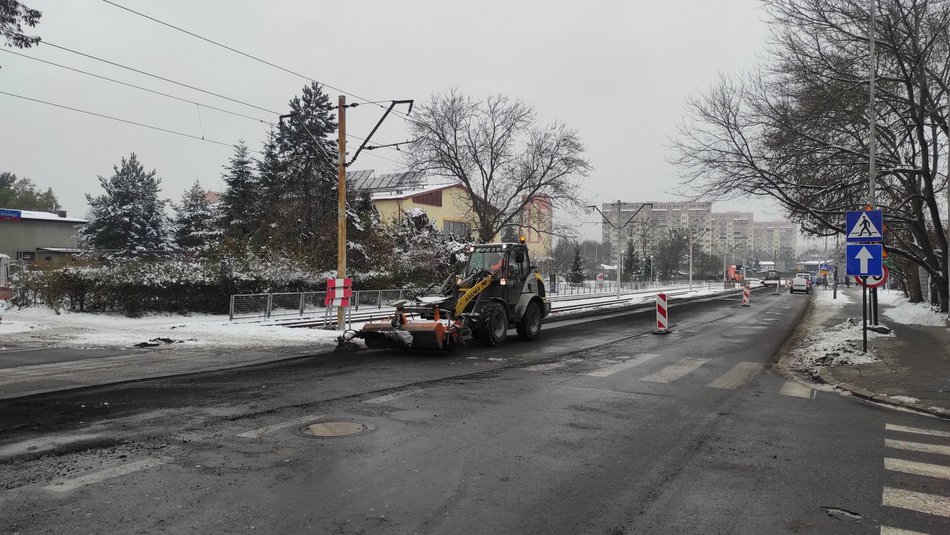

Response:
(298, 421), (368, 438)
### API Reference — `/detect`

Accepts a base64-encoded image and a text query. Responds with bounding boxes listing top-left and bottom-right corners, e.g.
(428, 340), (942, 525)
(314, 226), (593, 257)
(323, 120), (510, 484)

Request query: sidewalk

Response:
(802, 286), (950, 418)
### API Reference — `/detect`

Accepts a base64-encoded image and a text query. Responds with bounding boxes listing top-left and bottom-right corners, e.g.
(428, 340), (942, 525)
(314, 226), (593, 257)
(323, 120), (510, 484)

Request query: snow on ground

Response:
(877, 288), (948, 326)
(788, 288), (887, 378)
(0, 305), (347, 350)
(0, 283), (738, 351)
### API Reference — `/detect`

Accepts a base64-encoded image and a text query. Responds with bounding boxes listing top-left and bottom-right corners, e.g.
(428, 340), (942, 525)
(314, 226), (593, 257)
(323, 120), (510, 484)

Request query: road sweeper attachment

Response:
(353, 240), (550, 351)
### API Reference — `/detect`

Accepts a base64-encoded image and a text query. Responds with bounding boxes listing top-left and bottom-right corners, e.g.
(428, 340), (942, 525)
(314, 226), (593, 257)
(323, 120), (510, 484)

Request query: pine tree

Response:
(501, 225), (519, 242)
(218, 141), (259, 242)
(80, 154), (171, 255)
(257, 82), (339, 267)
(174, 180), (219, 253)
(568, 244), (585, 284)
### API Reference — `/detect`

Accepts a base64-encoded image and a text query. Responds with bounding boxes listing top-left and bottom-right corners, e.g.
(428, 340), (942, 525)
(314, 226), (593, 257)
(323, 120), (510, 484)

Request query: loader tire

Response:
(480, 303), (508, 347)
(516, 301), (542, 341)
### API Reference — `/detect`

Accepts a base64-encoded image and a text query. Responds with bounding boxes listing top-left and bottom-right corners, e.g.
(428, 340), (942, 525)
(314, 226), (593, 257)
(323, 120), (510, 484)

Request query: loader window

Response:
(466, 248), (505, 278)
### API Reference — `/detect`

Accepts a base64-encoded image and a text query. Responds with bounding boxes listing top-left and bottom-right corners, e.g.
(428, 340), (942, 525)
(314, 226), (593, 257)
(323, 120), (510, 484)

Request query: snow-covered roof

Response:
(0, 208), (87, 223)
(36, 247), (83, 253)
(371, 182), (461, 201)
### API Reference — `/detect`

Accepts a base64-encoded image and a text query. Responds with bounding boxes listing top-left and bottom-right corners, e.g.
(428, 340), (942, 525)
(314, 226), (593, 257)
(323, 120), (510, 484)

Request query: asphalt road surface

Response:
(1, 290), (948, 534)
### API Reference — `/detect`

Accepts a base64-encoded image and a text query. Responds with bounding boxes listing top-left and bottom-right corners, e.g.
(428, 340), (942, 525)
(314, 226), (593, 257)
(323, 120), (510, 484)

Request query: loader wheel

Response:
(481, 303), (508, 347)
(516, 301), (542, 341)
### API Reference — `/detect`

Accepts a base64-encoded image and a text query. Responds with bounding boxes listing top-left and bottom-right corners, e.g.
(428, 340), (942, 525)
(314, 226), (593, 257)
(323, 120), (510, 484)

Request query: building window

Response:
(443, 220), (471, 238)
(412, 189), (443, 207)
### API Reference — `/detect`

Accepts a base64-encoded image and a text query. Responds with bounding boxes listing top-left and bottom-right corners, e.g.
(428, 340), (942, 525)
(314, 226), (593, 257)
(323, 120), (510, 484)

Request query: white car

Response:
(745, 277), (763, 287)
(790, 273), (812, 294)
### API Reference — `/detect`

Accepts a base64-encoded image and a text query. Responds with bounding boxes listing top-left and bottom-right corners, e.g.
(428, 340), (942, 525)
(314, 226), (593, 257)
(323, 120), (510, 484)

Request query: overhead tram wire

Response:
(0, 90), (246, 150)
(0, 48), (275, 125)
(100, 0), (412, 121)
(36, 39), (281, 116)
(14, 38), (407, 158)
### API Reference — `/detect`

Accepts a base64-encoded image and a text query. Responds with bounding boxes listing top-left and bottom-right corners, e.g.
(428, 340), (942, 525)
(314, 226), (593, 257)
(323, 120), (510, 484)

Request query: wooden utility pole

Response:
(337, 95), (347, 330)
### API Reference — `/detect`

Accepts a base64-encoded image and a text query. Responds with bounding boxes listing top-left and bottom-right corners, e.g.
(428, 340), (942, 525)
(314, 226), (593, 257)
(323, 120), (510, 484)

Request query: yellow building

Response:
(371, 182), (480, 239)
(519, 195), (554, 260)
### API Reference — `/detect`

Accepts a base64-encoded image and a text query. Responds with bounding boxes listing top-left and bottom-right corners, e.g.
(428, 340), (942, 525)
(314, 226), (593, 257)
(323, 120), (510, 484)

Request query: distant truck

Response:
(727, 265), (745, 283)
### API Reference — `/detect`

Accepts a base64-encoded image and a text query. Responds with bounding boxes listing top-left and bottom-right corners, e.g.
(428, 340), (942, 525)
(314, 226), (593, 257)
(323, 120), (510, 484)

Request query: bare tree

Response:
(408, 90), (592, 243)
(671, 0), (950, 310)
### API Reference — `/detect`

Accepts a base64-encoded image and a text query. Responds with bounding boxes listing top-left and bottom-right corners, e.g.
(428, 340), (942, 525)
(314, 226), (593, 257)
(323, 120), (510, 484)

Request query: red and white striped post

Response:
(741, 285), (751, 307)
(653, 292), (671, 335)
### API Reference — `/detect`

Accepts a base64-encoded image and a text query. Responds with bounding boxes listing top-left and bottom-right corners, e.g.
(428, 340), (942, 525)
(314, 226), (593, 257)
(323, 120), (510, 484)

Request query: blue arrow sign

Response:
(846, 210), (883, 242)
(846, 243), (883, 277)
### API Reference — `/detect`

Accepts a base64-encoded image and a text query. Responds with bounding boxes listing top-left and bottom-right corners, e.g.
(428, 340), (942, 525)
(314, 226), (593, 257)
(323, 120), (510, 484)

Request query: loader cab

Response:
(464, 242), (543, 301)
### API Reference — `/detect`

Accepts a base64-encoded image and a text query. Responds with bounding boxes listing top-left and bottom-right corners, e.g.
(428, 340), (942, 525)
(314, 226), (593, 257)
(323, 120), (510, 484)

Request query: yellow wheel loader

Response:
(356, 240), (551, 350)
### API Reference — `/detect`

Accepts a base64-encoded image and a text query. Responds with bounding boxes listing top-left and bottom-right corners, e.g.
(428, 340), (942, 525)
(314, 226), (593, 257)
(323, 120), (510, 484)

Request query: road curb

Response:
(816, 366), (950, 420)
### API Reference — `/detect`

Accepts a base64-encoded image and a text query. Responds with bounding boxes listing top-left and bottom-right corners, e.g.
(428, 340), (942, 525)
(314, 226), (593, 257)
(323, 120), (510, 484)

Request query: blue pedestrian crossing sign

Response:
(846, 210), (883, 242)
(846, 243), (883, 277)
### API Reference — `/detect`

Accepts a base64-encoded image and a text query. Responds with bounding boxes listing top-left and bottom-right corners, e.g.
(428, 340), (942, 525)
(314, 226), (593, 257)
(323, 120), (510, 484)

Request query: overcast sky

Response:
(1, 0), (780, 239)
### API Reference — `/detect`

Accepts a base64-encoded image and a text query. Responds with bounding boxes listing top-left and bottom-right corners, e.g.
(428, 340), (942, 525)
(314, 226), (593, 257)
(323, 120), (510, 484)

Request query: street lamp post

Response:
(588, 201), (652, 299)
(650, 254), (654, 285)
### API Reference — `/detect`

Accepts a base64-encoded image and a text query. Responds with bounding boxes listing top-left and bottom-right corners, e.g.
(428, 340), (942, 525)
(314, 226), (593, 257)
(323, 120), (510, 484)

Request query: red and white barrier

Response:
(325, 277), (353, 307)
(741, 285), (750, 307)
(654, 292), (671, 334)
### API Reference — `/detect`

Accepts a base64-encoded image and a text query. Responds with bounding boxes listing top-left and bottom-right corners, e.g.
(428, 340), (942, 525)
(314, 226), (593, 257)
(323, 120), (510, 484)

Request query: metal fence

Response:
(229, 288), (422, 321)
(229, 280), (730, 321)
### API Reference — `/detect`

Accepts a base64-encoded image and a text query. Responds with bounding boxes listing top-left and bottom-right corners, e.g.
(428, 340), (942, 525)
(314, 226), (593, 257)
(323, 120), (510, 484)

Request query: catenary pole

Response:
(337, 96), (347, 330)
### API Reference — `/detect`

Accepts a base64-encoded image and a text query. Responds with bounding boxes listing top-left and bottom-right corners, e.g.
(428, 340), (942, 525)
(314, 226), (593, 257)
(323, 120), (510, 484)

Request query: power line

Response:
(100, 0), (412, 121)
(38, 39), (283, 116)
(0, 90), (245, 150)
(29, 39), (407, 157)
(0, 48), (275, 125)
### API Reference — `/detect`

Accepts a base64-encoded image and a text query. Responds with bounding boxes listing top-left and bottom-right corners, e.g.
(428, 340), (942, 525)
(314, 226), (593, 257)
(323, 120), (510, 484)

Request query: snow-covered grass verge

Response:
(877, 288), (948, 326)
(788, 288), (888, 378)
(0, 306), (350, 350)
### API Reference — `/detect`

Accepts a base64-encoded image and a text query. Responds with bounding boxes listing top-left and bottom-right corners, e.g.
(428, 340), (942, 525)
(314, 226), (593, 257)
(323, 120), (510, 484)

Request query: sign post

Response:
(845, 209), (885, 351)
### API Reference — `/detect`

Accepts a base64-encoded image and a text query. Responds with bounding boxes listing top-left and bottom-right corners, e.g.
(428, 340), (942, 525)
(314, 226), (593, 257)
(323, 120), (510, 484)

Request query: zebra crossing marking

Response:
(882, 487), (950, 518)
(880, 526), (931, 535)
(885, 438), (950, 457)
(886, 424), (950, 439)
(586, 354), (660, 377)
(236, 414), (323, 438)
(364, 389), (424, 404)
(44, 458), (167, 493)
(707, 362), (763, 390)
(640, 357), (709, 383)
(884, 458), (950, 480)
(524, 358), (583, 372)
(779, 380), (815, 398)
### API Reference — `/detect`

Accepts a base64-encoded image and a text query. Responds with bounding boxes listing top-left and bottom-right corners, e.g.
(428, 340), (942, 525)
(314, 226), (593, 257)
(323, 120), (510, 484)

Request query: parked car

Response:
(790, 273), (812, 294)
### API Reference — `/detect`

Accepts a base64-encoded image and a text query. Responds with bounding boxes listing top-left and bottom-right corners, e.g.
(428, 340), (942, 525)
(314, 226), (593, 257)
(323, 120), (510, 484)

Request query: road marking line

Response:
(880, 527), (931, 535)
(882, 486), (950, 517)
(886, 439), (950, 457)
(885, 458), (950, 480)
(524, 358), (583, 372)
(44, 458), (167, 493)
(779, 380), (814, 398)
(236, 414), (322, 438)
(886, 423), (950, 438)
(640, 357), (709, 383)
(364, 388), (424, 404)
(707, 362), (763, 390)
(586, 354), (660, 377)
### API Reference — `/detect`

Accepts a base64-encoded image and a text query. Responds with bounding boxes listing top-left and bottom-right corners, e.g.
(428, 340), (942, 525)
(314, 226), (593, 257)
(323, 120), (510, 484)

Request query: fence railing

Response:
(229, 288), (423, 321)
(228, 279), (736, 321)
